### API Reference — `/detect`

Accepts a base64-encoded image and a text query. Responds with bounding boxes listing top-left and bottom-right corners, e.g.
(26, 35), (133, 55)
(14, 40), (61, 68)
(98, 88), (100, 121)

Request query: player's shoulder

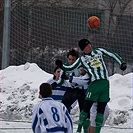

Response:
(93, 47), (103, 51)
(33, 100), (42, 109)
(51, 100), (66, 109)
(93, 48), (108, 54)
(54, 100), (66, 107)
(53, 99), (63, 104)
(47, 78), (55, 84)
(96, 47), (108, 51)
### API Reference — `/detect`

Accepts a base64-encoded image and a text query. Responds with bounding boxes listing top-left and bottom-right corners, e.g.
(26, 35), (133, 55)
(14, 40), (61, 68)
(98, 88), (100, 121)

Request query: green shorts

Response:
(85, 79), (110, 102)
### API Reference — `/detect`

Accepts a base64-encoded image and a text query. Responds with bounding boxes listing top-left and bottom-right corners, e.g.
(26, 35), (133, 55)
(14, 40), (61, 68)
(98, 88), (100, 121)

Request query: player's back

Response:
(33, 98), (73, 133)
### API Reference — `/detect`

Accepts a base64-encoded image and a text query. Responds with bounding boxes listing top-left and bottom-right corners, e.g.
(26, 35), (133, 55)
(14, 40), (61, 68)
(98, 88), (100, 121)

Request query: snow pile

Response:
(0, 63), (132, 128)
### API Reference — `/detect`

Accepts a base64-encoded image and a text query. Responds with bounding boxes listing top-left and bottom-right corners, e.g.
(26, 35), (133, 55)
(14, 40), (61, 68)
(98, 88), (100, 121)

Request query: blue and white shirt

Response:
(32, 98), (73, 133)
(47, 78), (71, 102)
(47, 78), (77, 109)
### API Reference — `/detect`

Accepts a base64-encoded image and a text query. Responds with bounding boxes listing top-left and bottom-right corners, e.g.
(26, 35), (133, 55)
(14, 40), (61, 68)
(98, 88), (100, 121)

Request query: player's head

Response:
(53, 66), (61, 80)
(67, 49), (79, 65)
(78, 39), (92, 54)
(39, 83), (52, 98)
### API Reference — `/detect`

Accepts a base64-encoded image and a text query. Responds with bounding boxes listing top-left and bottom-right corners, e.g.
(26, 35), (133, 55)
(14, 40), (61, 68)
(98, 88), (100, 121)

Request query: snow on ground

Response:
(0, 63), (133, 132)
(1, 121), (133, 133)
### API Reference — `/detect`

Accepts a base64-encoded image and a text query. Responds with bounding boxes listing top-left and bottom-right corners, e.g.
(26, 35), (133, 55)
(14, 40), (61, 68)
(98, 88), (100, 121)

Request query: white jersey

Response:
(70, 73), (90, 91)
(59, 69), (84, 89)
(32, 98), (73, 133)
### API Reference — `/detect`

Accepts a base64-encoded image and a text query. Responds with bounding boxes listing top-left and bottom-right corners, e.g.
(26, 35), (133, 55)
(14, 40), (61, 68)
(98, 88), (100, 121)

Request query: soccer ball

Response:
(87, 16), (100, 29)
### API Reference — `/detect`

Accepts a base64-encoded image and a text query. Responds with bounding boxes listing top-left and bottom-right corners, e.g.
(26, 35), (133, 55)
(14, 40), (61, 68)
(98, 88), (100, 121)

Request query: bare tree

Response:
(118, 0), (132, 15)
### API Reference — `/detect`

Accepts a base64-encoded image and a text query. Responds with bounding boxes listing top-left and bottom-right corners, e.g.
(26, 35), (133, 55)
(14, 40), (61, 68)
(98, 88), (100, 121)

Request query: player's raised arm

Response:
(56, 57), (82, 72)
(98, 48), (127, 71)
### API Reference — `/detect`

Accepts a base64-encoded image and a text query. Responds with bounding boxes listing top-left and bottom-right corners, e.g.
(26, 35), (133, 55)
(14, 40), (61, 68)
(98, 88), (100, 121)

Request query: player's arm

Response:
(64, 106), (73, 133)
(56, 70), (68, 85)
(69, 73), (90, 86)
(47, 71), (67, 87)
(98, 48), (127, 70)
(56, 57), (82, 72)
(32, 104), (41, 133)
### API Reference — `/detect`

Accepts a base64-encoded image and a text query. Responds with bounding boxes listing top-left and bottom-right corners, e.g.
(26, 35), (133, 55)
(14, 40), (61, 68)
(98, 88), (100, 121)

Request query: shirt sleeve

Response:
(98, 48), (125, 65)
(71, 73), (90, 86)
(56, 70), (65, 85)
(64, 106), (73, 133)
(62, 57), (82, 72)
(32, 104), (41, 133)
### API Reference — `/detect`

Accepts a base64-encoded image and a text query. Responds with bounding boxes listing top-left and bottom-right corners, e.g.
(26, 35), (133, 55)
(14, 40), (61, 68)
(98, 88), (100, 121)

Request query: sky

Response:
(0, 62), (133, 133)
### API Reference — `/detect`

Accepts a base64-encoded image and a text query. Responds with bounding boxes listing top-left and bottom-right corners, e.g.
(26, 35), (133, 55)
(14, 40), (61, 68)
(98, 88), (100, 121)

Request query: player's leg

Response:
(94, 79), (109, 133)
(83, 118), (90, 133)
(77, 79), (109, 133)
(77, 88), (86, 111)
(88, 125), (95, 133)
(77, 100), (94, 133)
(88, 102), (97, 133)
(76, 88), (89, 133)
(95, 102), (107, 133)
(102, 104), (110, 125)
(62, 88), (78, 113)
(89, 103), (110, 133)
(77, 80), (99, 133)
(95, 80), (109, 133)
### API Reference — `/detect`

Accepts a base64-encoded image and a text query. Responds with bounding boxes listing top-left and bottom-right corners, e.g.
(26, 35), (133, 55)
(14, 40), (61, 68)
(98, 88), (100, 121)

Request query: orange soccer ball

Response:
(87, 16), (100, 29)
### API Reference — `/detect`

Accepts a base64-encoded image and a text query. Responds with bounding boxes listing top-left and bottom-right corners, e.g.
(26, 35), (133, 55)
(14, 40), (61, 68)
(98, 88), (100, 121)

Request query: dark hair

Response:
(54, 66), (60, 73)
(53, 66), (60, 79)
(39, 83), (52, 98)
(67, 49), (79, 59)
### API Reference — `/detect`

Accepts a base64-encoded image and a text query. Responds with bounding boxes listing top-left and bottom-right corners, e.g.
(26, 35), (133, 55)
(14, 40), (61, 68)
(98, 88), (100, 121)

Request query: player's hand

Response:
(55, 59), (63, 68)
(120, 63), (127, 71)
(61, 72), (69, 80)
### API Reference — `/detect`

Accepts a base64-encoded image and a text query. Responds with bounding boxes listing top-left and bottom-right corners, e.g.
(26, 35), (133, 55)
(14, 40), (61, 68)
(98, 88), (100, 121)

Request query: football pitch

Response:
(1, 121), (133, 133)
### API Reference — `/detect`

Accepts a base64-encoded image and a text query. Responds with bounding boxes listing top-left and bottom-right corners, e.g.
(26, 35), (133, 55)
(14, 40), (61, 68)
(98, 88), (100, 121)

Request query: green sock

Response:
(83, 119), (90, 133)
(77, 111), (88, 133)
(95, 113), (104, 133)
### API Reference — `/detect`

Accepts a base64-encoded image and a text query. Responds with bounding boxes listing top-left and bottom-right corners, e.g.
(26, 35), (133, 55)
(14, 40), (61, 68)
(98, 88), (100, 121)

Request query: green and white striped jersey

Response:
(61, 48), (125, 82)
